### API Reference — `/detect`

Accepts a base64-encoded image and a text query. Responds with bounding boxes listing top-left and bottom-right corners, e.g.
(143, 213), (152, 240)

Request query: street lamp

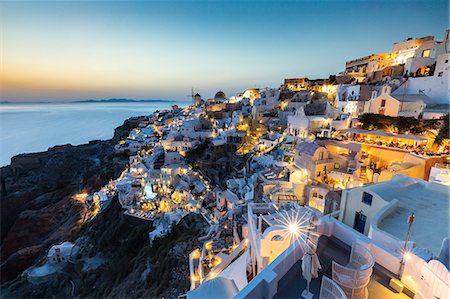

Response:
(398, 212), (415, 278)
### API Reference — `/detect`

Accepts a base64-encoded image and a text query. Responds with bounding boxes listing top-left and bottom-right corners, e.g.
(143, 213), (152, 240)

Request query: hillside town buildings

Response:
(58, 31), (450, 299)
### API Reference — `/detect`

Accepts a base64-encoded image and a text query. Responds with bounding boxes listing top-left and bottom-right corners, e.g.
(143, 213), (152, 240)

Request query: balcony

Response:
(270, 235), (409, 299)
(332, 243), (374, 299)
(312, 158), (334, 165)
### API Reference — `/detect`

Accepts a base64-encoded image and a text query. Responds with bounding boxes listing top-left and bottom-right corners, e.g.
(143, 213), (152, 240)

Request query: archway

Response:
(382, 67), (393, 77)
(415, 66), (428, 77)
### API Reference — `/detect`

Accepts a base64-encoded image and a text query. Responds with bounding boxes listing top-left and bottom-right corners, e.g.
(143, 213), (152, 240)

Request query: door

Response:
(353, 211), (366, 234)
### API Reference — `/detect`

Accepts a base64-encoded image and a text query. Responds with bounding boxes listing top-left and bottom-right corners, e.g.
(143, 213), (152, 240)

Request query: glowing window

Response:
(422, 49), (430, 57)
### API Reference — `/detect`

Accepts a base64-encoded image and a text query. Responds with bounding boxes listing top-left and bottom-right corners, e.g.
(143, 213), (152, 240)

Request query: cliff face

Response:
(0, 117), (140, 283)
(3, 199), (208, 298)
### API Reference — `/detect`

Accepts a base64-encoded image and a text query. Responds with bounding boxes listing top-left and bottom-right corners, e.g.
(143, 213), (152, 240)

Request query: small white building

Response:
(161, 135), (200, 154)
(286, 107), (309, 138)
(114, 140), (144, 154)
(229, 88), (261, 105)
(257, 133), (284, 152)
(128, 126), (155, 141)
(164, 150), (184, 165)
(334, 84), (381, 116)
(338, 174), (449, 256)
(47, 242), (76, 264)
(214, 189), (240, 219)
(429, 163), (450, 186)
(231, 110), (244, 125)
(364, 85), (427, 118)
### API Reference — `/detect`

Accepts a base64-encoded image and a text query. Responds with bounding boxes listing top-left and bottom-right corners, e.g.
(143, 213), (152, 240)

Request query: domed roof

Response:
(214, 91), (227, 100)
(187, 277), (238, 299)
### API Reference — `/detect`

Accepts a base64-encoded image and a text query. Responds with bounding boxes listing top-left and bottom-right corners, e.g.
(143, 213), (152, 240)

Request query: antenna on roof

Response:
(187, 88), (195, 105)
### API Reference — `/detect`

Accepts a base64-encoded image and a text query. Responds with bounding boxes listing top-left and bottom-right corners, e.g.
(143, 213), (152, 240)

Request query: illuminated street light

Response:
(398, 212), (416, 278)
(289, 223), (299, 236)
(276, 208), (318, 252)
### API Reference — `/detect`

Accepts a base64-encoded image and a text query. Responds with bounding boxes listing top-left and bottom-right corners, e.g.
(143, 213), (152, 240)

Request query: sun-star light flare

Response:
(270, 207), (320, 254)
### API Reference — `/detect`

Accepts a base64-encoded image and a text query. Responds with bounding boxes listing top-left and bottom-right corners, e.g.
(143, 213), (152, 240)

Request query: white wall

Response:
(393, 53), (450, 104)
(339, 188), (388, 235)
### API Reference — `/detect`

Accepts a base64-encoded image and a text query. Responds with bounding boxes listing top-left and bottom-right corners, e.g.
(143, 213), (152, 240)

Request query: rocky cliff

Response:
(0, 117), (143, 283)
(3, 195), (208, 298)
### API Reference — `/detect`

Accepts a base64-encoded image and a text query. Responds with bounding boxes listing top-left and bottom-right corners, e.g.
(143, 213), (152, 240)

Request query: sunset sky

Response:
(1, 0), (448, 102)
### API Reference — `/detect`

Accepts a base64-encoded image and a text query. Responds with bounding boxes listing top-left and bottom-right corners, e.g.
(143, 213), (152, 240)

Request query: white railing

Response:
(368, 199), (414, 254)
(319, 276), (347, 299)
(235, 242), (306, 299)
(312, 158), (334, 165)
(317, 217), (401, 275)
(332, 243), (374, 299)
(203, 239), (248, 283)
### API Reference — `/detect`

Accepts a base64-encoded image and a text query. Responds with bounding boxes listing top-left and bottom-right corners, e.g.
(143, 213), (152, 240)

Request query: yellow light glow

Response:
(205, 241), (213, 251)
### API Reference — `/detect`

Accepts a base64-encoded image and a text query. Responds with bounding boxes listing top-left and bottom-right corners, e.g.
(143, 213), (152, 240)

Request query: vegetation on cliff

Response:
(359, 113), (449, 144)
(3, 198), (208, 298)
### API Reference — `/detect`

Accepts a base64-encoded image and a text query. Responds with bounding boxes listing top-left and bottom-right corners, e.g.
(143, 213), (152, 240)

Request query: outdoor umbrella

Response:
(301, 253), (313, 299)
(311, 251), (322, 278)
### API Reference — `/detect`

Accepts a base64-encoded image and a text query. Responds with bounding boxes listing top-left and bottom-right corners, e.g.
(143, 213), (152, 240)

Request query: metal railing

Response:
(319, 276), (347, 299)
(332, 243), (374, 299)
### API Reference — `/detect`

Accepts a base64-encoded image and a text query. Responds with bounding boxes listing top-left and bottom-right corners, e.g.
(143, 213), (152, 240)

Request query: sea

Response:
(0, 101), (185, 167)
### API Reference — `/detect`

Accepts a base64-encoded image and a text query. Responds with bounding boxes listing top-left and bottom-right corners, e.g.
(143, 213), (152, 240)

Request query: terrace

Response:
(273, 236), (409, 299)
(334, 128), (445, 157)
(258, 166), (290, 183)
(236, 217), (416, 299)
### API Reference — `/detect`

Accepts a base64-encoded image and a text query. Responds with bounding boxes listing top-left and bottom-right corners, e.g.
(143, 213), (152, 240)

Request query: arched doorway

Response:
(415, 66), (428, 77)
(382, 67), (393, 77)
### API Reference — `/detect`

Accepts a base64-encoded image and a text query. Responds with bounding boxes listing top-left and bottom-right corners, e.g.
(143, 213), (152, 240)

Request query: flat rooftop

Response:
(370, 175), (450, 255)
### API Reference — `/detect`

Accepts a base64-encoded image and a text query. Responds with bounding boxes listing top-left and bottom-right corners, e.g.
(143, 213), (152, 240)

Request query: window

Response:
(318, 152), (324, 161)
(422, 49), (430, 57)
(445, 59), (449, 63)
(334, 163), (340, 169)
(438, 72), (444, 77)
(362, 192), (373, 206)
(313, 192), (318, 198)
(271, 235), (284, 241)
(381, 99), (386, 107)
(319, 195), (324, 199)
(317, 171), (321, 178)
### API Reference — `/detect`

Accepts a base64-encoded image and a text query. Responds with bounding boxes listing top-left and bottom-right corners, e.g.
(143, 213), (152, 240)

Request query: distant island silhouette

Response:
(73, 99), (176, 103)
